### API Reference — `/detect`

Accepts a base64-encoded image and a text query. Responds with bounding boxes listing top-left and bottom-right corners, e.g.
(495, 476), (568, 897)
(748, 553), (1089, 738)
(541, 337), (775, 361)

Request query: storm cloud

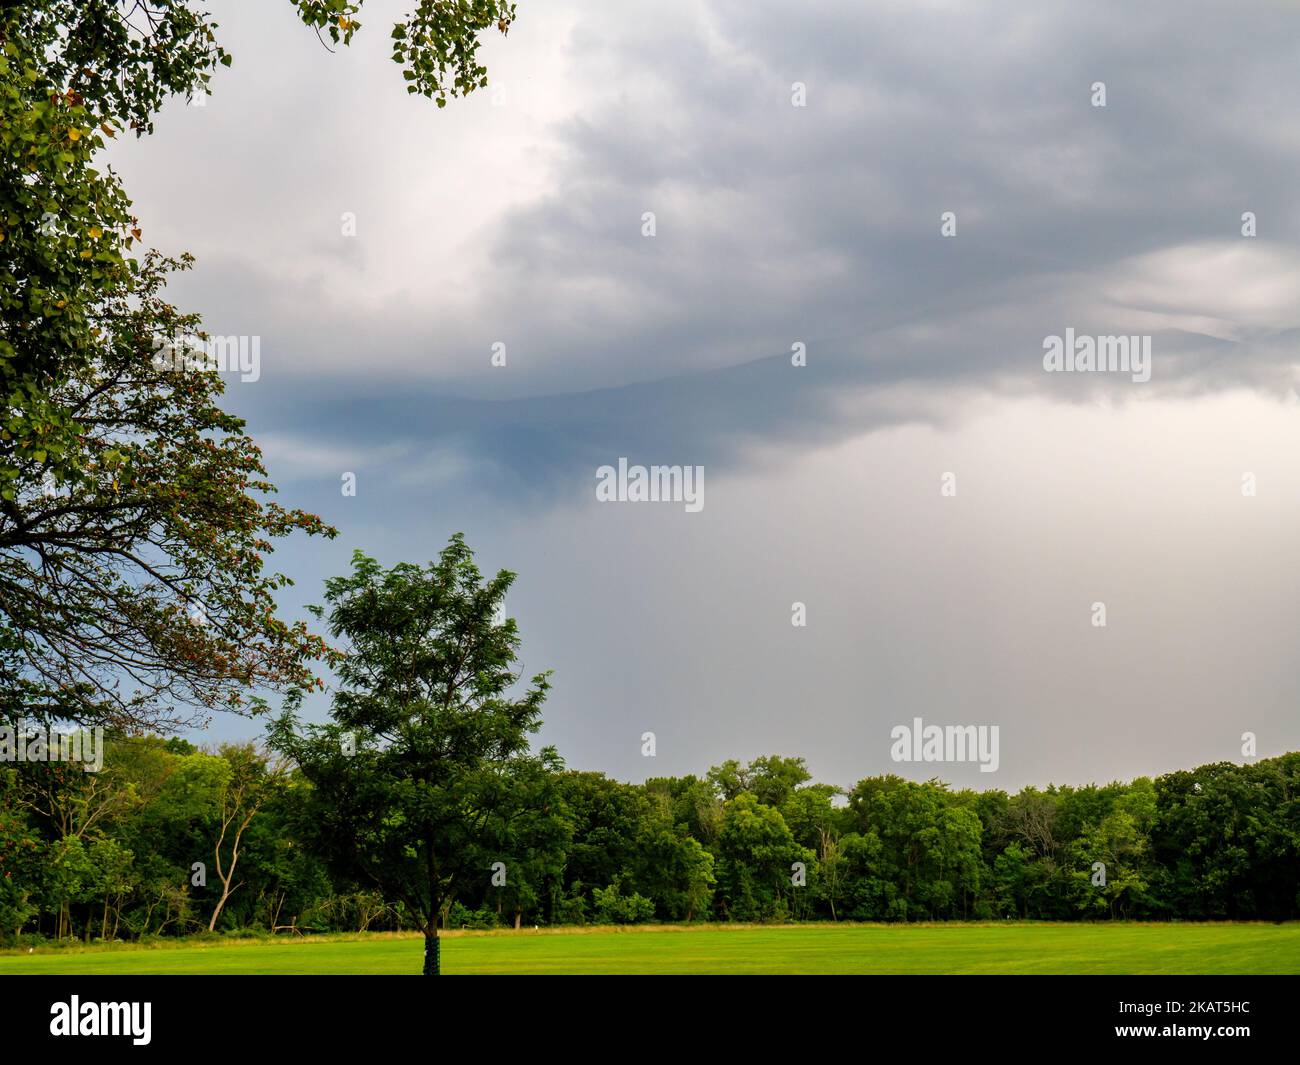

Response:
(110, 0), (1300, 789)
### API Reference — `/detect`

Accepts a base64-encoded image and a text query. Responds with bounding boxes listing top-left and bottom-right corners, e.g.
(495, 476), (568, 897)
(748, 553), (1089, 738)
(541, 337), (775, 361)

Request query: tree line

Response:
(4, 738), (1298, 944)
(4, 534), (1298, 973)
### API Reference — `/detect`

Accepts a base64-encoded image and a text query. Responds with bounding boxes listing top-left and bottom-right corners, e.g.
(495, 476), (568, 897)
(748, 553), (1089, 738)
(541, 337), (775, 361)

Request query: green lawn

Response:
(1, 922), (1298, 975)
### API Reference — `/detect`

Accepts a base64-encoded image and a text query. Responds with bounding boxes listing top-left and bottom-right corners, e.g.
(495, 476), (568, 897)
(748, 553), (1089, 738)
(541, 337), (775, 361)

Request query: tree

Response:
(646, 774), (722, 844)
(554, 771), (653, 915)
(84, 835), (133, 940)
(1068, 810), (1149, 918)
(837, 830), (890, 920)
(844, 776), (982, 920)
(746, 756), (812, 809)
(0, 785), (42, 939)
(780, 782), (841, 851)
(706, 755), (811, 807)
(267, 535), (557, 974)
(591, 879), (656, 925)
(707, 759), (748, 802)
(1150, 756), (1300, 920)
(206, 744), (284, 932)
(629, 822), (716, 922)
(474, 752), (568, 929)
(715, 794), (809, 922)
(1, 7), (318, 729)
(0, 2), (518, 730)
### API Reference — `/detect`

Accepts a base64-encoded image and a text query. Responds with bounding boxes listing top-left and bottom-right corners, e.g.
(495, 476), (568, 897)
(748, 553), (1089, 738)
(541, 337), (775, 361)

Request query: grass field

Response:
(2, 922), (1298, 975)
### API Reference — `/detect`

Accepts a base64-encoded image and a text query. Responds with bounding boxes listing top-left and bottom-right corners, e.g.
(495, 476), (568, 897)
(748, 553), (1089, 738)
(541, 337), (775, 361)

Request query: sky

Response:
(106, 0), (1300, 791)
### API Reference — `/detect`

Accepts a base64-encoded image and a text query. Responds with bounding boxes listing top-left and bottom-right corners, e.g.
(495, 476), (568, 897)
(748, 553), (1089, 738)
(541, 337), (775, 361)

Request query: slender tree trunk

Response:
(423, 927), (440, 975)
(425, 848), (442, 973)
(514, 910), (521, 930)
(208, 881), (236, 932)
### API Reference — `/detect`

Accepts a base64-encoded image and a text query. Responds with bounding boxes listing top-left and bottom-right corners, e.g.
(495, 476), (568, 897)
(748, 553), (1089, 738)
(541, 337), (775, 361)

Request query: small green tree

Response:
(592, 879), (656, 925)
(474, 752), (569, 928)
(268, 534), (557, 974)
(0, 788), (42, 940)
(716, 793), (810, 922)
(206, 744), (285, 932)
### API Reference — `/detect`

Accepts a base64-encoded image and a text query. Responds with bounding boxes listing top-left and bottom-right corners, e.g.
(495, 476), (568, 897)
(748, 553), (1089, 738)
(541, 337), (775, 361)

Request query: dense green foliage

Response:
(266, 537), (562, 973)
(0, 1), (516, 732)
(0, 3), (337, 730)
(3, 742), (1298, 944)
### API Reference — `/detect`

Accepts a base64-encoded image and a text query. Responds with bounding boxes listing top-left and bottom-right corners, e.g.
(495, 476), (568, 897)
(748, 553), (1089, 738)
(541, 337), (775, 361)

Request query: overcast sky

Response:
(109, 0), (1300, 791)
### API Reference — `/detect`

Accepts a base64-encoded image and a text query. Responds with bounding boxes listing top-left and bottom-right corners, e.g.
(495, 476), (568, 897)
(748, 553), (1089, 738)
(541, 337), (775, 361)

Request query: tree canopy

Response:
(6, 742), (1300, 956)
(266, 535), (562, 974)
(0, 2), (518, 729)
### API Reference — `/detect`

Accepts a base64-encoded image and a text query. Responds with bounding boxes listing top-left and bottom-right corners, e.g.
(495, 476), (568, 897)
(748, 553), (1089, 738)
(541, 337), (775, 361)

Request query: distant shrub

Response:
(448, 903), (499, 930)
(554, 895), (587, 926)
(592, 881), (655, 924)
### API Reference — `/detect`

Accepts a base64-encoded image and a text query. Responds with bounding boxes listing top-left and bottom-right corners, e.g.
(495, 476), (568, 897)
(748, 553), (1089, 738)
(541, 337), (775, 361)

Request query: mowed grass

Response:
(2, 922), (1298, 975)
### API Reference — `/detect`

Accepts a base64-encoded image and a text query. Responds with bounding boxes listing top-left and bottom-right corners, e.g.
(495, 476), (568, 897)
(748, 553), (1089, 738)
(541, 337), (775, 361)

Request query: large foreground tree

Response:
(0, 2), (517, 729)
(267, 535), (562, 975)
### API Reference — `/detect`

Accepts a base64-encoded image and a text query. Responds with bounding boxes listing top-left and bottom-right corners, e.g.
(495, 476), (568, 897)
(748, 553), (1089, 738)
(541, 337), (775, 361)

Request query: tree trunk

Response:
(423, 929), (441, 975)
(208, 885), (233, 932)
(514, 911), (521, 930)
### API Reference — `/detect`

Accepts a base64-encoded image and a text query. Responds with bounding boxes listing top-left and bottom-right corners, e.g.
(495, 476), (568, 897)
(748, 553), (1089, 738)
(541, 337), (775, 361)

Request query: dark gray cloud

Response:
(108, 0), (1300, 788)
